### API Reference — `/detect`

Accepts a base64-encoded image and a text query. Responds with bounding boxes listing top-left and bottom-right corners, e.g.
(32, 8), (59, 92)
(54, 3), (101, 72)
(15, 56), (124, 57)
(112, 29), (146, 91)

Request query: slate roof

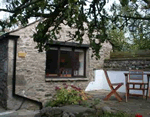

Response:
(0, 33), (19, 41)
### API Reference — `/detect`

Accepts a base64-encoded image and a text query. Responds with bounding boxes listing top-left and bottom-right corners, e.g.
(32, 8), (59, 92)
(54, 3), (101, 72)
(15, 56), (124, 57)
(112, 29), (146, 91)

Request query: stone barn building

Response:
(0, 20), (112, 110)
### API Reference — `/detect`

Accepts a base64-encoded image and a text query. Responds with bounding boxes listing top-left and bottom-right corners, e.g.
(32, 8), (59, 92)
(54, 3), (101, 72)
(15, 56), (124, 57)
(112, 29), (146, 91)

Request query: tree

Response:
(0, 31), (5, 36)
(109, 0), (150, 52)
(129, 19), (150, 50)
(107, 29), (130, 51)
(0, 0), (150, 59)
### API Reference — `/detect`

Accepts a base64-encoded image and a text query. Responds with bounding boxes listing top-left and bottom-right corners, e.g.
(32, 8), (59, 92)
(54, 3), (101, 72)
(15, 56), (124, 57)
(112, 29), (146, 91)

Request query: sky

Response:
(0, 0), (9, 20)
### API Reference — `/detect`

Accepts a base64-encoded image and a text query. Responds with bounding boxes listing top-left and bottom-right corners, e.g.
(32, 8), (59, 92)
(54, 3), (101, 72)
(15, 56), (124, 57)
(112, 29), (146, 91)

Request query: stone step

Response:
(0, 110), (39, 117)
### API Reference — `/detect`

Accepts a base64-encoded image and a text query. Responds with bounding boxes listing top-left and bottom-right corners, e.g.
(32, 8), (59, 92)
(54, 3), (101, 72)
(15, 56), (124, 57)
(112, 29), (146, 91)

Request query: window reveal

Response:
(74, 49), (84, 76)
(46, 47), (86, 78)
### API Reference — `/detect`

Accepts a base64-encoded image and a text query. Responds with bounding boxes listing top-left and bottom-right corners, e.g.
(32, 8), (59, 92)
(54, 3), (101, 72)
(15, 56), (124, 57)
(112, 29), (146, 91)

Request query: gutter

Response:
(10, 34), (43, 110)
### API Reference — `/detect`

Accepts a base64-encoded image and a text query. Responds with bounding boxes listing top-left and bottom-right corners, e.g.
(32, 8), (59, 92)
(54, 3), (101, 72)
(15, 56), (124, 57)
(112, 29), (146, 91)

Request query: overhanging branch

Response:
(0, 8), (14, 13)
(118, 15), (150, 20)
(19, 0), (40, 9)
(0, 0), (40, 13)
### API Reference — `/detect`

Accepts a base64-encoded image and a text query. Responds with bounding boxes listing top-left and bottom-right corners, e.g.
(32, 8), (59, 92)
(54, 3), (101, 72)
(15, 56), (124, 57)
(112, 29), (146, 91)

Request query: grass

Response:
(101, 112), (134, 117)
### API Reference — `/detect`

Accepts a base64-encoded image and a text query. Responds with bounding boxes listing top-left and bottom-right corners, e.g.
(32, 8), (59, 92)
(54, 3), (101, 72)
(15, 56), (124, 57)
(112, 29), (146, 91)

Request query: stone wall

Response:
(9, 21), (112, 105)
(7, 39), (40, 110)
(0, 39), (8, 109)
(104, 58), (150, 71)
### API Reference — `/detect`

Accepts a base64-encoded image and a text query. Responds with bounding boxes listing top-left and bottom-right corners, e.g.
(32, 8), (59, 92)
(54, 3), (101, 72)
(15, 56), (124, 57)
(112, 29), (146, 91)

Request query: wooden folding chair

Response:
(126, 70), (149, 102)
(103, 70), (124, 102)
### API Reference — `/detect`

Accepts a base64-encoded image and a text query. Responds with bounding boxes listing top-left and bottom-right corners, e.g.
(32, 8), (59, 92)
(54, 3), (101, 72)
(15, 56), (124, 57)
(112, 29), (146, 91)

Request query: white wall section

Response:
(85, 69), (149, 95)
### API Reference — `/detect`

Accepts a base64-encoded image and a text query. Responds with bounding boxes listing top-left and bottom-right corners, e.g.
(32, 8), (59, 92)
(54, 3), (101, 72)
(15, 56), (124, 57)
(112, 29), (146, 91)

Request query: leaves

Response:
(1, 0), (150, 58)
(45, 84), (92, 107)
(120, 0), (129, 6)
(107, 29), (129, 51)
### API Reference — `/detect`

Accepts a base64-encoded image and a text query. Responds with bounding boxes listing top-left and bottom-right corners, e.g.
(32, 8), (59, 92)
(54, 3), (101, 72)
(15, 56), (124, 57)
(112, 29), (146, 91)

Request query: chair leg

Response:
(127, 84), (129, 101)
(143, 89), (145, 99)
(127, 89), (129, 100)
(104, 90), (122, 101)
(126, 92), (127, 102)
(126, 84), (128, 102)
(142, 84), (145, 99)
(126, 89), (128, 102)
(104, 91), (114, 101)
(104, 85), (123, 101)
(114, 91), (123, 101)
(146, 84), (149, 100)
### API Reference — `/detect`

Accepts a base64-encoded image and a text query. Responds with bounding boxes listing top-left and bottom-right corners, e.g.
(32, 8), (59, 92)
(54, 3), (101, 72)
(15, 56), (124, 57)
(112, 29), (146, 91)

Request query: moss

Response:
(110, 51), (150, 59)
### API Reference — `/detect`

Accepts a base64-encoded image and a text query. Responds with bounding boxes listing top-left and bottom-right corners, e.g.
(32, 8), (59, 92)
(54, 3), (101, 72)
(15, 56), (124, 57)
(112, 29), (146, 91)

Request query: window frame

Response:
(45, 44), (87, 78)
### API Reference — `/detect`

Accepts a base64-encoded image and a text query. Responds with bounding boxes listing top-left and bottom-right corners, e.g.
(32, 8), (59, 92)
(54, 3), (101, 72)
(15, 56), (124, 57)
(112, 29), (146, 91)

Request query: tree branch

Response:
(118, 15), (150, 20)
(0, 8), (14, 13)
(32, 13), (52, 18)
(143, 0), (150, 5)
(19, 0), (40, 9)
(0, 0), (40, 13)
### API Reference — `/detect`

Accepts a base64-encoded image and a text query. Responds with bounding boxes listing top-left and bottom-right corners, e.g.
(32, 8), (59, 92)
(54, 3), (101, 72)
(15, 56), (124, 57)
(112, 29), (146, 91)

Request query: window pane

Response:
(60, 47), (72, 77)
(49, 47), (58, 50)
(60, 47), (72, 51)
(46, 49), (58, 76)
(74, 49), (84, 76)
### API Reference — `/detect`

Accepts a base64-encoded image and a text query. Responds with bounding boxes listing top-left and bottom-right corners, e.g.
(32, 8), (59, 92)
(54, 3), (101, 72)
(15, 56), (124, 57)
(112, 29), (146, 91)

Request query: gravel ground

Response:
(86, 89), (150, 117)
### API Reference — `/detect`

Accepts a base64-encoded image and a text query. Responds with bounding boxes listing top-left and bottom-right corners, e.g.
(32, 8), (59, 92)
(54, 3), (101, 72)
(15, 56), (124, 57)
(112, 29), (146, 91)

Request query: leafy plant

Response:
(101, 112), (134, 117)
(45, 84), (92, 107)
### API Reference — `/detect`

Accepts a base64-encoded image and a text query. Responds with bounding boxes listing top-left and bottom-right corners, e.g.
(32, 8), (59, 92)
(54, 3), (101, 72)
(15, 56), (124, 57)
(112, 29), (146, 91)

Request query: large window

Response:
(46, 46), (87, 78)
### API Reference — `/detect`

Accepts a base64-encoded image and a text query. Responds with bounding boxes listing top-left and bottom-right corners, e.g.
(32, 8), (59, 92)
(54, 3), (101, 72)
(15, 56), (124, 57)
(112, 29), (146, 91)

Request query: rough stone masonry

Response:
(0, 39), (8, 109)
(4, 21), (112, 109)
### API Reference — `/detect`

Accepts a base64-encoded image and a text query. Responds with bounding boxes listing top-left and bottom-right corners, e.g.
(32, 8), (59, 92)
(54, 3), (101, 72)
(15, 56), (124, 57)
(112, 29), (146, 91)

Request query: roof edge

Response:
(0, 33), (20, 41)
(8, 19), (41, 34)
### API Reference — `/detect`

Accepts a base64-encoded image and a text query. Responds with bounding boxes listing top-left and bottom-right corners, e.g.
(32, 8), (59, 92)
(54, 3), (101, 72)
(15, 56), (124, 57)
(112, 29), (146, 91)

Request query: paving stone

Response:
(86, 89), (150, 117)
(101, 106), (112, 113)
(0, 110), (39, 117)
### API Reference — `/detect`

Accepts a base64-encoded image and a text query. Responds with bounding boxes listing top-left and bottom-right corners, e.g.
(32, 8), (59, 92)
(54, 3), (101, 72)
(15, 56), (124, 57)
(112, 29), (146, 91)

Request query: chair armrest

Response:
(127, 82), (148, 85)
(112, 83), (123, 86)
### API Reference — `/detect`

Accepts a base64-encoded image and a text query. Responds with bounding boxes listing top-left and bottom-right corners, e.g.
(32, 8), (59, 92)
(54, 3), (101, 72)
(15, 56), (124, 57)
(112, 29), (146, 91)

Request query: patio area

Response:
(86, 89), (150, 117)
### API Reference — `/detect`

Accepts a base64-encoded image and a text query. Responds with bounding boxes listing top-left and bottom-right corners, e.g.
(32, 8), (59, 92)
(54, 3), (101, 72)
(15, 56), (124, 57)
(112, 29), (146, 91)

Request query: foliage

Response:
(1, 0), (150, 58)
(129, 19), (150, 51)
(107, 29), (130, 51)
(101, 112), (135, 117)
(45, 83), (92, 107)
(108, 1), (150, 52)
(0, 31), (5, 36)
